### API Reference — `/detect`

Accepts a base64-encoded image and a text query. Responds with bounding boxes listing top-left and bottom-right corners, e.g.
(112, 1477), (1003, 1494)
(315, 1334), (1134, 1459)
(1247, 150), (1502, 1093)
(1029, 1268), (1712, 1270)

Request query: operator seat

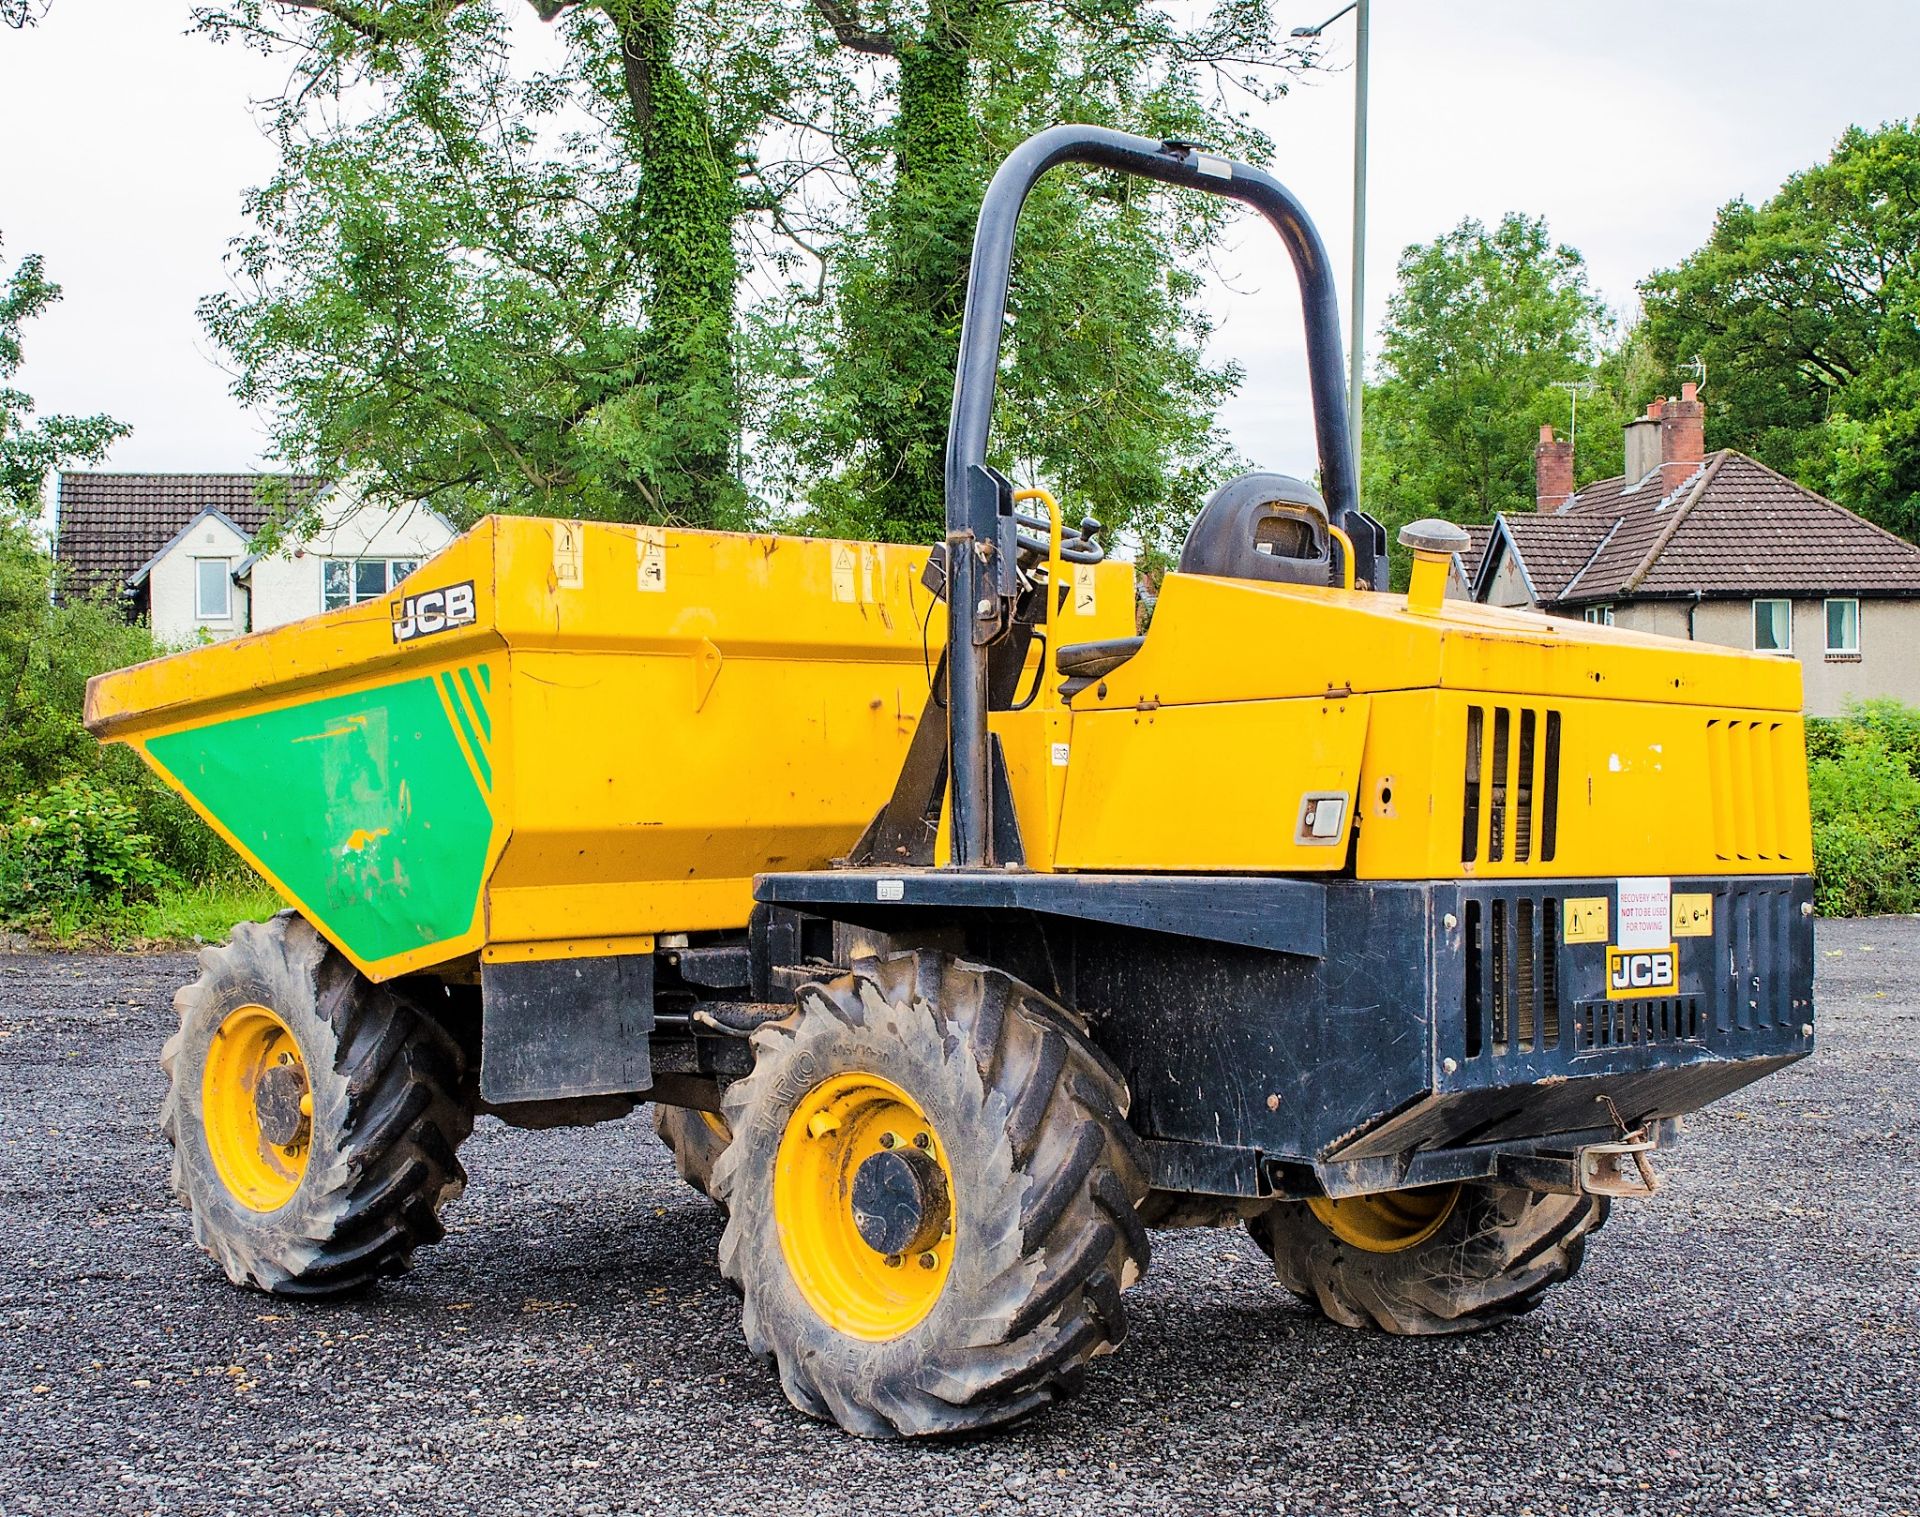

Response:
(1054, 473), (1343, 695)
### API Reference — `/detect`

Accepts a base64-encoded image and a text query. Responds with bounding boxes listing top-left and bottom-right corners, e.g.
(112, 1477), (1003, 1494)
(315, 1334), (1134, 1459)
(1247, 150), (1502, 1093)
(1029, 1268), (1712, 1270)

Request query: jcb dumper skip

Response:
(87, 126), (1815, 1439)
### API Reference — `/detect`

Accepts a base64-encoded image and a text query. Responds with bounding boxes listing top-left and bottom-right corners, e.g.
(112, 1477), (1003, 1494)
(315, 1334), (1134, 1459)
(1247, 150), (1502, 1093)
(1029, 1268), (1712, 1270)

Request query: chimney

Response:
(1624, 398), (1661, 483)
(1534, 423), (1573, 512)
(1660, 380), (1704, 493)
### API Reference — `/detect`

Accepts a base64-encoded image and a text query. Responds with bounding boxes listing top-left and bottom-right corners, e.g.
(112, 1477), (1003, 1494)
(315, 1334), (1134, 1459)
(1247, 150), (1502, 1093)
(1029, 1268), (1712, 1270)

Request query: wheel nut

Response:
(918, 1252), (938, 1270)
(884, 1254), (903, 1269)
(878, 1131), (897, 1149)
(913, 1132), (931, 1150)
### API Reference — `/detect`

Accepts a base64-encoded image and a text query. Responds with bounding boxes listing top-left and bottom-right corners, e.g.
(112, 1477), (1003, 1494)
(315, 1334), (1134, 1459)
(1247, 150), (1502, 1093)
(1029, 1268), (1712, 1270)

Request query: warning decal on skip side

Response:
(553, 520), (585, 589)
(637, 525), (667, 592)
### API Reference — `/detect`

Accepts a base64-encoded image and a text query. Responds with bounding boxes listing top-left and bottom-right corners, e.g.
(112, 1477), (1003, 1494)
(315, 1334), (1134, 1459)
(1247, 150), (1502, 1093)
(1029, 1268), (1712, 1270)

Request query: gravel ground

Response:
(1, 922), (1916, 1517)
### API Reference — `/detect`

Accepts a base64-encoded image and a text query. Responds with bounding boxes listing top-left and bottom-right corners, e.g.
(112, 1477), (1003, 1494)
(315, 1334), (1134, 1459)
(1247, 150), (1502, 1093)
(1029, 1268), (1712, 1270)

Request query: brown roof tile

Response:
(1498, 514), (1618, 599)
(1476, 451), (1920, 605)
(54, 472), (328, 599)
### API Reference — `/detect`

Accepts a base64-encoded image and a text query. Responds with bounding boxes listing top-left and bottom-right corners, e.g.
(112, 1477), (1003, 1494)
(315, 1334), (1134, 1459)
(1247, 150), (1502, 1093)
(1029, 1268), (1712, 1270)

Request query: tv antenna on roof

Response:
(1551, 379), (1598, 450)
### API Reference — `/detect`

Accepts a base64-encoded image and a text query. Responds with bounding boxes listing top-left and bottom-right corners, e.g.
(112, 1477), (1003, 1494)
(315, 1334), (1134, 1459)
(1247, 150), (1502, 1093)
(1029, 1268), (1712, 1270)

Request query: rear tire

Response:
(653, 1103), (731, 1209)
(712, 952), (1150, 1437)
(161, 911), (473, 1295)
(1249, 1181), (1607, 1335)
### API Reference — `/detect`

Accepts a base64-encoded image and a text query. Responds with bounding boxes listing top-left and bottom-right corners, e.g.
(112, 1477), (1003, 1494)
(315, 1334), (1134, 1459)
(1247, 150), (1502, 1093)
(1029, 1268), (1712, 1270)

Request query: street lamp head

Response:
(1290, 24), (1321, 35)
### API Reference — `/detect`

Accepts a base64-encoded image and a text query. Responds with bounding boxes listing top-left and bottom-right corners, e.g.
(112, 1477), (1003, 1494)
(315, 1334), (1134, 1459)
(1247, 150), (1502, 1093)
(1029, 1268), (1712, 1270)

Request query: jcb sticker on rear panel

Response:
(1606, 943), (1679, 999)
(392, 582), (476, 643)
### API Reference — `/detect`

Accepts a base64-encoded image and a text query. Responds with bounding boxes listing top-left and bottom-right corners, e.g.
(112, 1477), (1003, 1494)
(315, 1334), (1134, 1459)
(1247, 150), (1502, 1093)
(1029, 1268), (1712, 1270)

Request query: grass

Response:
(13, 876), (284, 951)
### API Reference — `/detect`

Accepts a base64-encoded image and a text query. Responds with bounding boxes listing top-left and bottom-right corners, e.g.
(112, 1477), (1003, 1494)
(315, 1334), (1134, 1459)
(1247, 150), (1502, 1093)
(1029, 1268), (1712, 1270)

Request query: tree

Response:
(1643, 120), (1920, 541)
(1361, 213), (1628, 550)
(776, 0), (1304, 546)
(196, 0), (792, 526)
(1, 237), (129, 524)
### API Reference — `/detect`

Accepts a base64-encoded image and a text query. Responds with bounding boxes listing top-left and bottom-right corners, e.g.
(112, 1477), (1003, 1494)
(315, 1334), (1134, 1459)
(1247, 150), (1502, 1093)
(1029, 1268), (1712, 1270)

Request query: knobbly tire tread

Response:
(1248, 1181), (1609, 1335)
(653, 1104), (730, 1210)
(160, 910), (473, 1295)
(711, 951), (1150, 1438)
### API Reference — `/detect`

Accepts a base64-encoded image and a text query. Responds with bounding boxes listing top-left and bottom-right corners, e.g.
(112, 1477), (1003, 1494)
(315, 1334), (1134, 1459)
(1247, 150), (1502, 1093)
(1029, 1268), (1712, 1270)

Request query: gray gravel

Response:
(1, 921), (1916, 1517)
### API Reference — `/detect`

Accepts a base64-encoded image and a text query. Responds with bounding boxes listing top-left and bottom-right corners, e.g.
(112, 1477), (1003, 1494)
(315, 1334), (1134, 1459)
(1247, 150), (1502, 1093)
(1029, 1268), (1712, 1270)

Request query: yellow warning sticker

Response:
(861, 543), (881, 604)
(1563, 897), (1608, 944)
(553, 520), (585, 589)
(637, 525), (667, 593)
(1672, 893), (1714, 937)
(1074, 562), (1097, 617)
(831, 543), (857, 603)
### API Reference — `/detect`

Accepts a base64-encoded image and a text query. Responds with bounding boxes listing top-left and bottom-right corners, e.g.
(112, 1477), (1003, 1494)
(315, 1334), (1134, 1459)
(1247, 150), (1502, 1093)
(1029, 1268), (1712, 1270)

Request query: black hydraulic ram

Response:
(941, 125), (1368, 868)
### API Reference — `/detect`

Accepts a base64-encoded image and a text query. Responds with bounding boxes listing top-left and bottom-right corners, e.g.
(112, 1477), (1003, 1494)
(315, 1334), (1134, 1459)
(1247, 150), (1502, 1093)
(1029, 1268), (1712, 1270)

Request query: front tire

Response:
(712, 952), (1150, 1437)
(1249, 1181), (1607, 1335)
(161, 912), (473, 1295)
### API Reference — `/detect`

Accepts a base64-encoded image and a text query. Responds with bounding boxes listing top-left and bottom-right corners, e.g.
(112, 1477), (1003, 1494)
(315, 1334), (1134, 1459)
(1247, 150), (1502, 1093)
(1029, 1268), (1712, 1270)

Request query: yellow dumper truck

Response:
(87, 127), (1814, 1438)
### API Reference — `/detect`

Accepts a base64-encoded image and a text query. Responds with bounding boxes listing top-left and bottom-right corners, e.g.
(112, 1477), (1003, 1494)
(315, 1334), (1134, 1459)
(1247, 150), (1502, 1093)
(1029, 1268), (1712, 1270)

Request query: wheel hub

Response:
(1309, 1182), (1462, 1253)
(201, 1003), (312, 1212)
(254, 1061), (312, 1148)
(774, 1072), (958, 1339)
(850, 1146), (950, 1258)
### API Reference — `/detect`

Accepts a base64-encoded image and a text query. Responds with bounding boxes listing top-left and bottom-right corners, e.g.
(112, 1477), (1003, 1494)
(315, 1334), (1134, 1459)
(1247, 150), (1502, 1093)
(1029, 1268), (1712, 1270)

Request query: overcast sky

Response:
(3, 1), (1918, 497)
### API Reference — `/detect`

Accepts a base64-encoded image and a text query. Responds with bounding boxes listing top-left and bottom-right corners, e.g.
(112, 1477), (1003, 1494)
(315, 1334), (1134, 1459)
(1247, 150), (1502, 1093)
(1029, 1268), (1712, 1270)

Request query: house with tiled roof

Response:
(1457, 384), (1920, 716)
(54, 473), (453, 645)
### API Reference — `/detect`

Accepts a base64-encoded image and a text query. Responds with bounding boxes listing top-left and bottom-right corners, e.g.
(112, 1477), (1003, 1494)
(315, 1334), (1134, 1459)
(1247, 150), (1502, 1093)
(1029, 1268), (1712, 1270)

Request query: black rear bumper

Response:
(757, 868), (1814, 1198)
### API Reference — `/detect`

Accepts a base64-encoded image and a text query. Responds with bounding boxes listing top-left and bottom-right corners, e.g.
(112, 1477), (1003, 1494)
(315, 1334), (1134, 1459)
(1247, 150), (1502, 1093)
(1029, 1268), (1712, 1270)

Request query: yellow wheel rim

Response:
(699, 1110), (732, 1143)
(1308, 1182), (1461, 1254)
(774, 1072), (956, 1341)
(201, 1004), (313, 1212)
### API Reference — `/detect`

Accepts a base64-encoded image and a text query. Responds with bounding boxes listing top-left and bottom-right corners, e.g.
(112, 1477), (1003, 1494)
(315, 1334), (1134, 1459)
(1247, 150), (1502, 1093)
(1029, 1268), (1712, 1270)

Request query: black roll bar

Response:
(942, 124), (1361, 869)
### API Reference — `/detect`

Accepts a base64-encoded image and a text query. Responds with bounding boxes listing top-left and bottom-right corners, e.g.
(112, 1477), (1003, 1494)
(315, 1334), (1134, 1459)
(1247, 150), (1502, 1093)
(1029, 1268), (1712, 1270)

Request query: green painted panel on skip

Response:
(147, 674), (495, 965)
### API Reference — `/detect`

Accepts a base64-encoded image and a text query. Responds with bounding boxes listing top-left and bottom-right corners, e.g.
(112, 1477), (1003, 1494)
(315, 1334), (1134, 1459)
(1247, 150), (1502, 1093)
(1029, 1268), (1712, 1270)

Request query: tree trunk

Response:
(859, 15), (978, 542)
(610, 0), (742, 523)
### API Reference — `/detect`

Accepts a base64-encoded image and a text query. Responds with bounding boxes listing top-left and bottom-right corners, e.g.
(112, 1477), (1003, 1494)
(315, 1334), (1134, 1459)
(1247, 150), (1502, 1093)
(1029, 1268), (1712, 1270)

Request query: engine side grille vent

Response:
(1463, 895), (1561, 1059)
(1573, 996), (1704, 1051)
(1462, 706), (1562, 866)
(1704, 719), (1798, 862)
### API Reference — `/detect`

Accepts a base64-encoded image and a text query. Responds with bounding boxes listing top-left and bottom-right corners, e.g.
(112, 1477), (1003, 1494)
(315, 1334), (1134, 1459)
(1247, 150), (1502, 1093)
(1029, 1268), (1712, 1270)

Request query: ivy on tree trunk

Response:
(608, 0), (742, 520)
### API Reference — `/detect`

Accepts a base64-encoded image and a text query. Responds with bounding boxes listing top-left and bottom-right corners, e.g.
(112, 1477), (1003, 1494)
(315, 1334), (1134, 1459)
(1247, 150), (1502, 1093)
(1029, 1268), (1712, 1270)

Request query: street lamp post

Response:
(1292, 0), (1370, 495)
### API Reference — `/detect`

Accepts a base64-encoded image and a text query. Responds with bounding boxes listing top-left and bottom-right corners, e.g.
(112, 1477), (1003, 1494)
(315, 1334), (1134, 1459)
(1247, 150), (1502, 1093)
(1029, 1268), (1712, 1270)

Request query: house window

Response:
(323, 558), (423, 612)
(195, 558), (232, 621)
(1825, 598), (1860, 656)
(1583, 605), (1614, 625)
(1753, 598), (1792, 652)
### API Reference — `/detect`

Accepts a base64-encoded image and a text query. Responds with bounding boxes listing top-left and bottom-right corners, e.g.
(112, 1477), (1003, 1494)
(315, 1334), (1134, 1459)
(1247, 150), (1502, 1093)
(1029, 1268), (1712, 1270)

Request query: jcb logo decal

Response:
(392, 581), (476, 643)
(1606, 944), (1678, 1000)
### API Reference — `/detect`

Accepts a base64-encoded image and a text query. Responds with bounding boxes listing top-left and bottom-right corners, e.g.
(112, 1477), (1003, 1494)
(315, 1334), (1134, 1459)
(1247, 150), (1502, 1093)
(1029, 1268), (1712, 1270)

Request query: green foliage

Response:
(771, 0), (1294, 549)
(195, 0), (775, 527)
(1806, 699), (1920, 917)
(0, 526), (236, 888)
(1643, 120), (1920, 541)
(1, 235), (130, 520)
(1360, 213), (1641, 566)
(26, 877), (285, 950)
(0, 778), (174, 923)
